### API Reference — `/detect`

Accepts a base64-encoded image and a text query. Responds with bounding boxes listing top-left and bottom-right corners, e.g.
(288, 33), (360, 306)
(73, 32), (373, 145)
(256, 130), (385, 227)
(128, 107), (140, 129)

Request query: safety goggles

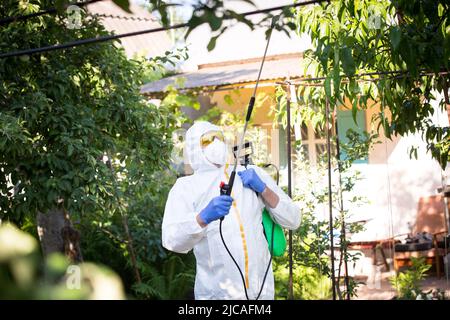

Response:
(200, 130), (225, 148)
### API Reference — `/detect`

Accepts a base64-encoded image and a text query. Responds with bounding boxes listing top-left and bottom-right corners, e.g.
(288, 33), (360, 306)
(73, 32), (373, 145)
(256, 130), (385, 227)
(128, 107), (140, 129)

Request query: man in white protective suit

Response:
(162, 121), (301, 300)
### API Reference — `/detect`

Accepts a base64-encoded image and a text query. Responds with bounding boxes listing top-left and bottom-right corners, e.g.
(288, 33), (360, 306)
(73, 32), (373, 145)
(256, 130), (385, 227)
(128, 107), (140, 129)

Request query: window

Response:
(278, 110), (367, 167)
(297, 123), (327, 164)
(336, 109), (368, 164)
(279, 122), (328, 167)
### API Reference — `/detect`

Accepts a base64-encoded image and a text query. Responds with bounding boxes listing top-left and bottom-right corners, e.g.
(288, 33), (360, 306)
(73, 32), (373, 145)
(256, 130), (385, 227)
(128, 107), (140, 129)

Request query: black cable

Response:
(219, 219), (250, 300)
(219, 160), (278, 300)
(0, 0), (330, 59)
(0, 0), (328, 26)
(242, 0), (329, 17)
(0, 22), (188, 59)
(219, 198), (276, 300)
(262, 163), (280, 185)
(257, 164), (279, 300)
(282, 69), (450, 84)
(255, 220), (275, 300)
(0, 0), (102, 26)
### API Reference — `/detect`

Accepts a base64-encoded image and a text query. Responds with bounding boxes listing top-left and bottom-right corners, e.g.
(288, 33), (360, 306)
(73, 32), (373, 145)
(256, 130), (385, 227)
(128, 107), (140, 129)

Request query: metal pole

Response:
(333, 112), (350, 300)
(326, 98), (337, 300)
(286, 89), (294, 300)
(232, 15), (276, 180)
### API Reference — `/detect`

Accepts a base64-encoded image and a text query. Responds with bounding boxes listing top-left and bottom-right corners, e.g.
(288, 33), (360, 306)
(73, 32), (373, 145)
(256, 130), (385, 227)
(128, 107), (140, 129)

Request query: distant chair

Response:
(392, 195), (450, 278)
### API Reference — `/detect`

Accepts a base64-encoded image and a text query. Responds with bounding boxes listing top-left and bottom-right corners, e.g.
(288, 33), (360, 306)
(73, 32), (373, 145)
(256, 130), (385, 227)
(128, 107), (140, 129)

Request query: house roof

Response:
(140, 52), (304, 94)
(86, 1), (173, 58)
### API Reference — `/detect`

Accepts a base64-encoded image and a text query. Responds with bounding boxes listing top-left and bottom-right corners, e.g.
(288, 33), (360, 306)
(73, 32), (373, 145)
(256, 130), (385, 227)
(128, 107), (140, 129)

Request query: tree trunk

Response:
(446, 103), (450, 125)
(37, 208), (83, 263)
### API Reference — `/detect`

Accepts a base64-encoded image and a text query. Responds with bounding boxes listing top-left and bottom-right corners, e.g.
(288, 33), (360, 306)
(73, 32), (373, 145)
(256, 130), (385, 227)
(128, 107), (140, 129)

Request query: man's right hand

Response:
(198, 195), (233, 226)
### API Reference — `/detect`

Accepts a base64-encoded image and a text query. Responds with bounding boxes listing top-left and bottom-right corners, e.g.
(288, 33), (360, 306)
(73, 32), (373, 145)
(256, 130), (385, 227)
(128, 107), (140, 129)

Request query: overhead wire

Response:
(284, 70), (450, 86)
(0, 22), (188, 59)
(0, 0), (327, 26)
(0, 0), (331, 59)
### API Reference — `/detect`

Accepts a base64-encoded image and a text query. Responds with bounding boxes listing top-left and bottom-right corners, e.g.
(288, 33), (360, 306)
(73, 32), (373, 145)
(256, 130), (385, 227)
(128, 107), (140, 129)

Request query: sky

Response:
(133, 0), (312, 71)
(180, 0), (312, 70)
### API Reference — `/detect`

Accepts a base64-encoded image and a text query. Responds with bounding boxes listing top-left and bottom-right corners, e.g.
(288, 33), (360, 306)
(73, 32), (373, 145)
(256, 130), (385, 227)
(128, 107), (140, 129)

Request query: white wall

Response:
(181, 0), (312, 71)
(275, 97), (449, 243)
(348, 96), (449, 241)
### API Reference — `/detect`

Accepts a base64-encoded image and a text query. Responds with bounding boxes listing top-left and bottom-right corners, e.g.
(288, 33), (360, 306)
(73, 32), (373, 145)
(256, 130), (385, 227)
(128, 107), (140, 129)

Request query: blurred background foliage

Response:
(0, 223), (125, 299)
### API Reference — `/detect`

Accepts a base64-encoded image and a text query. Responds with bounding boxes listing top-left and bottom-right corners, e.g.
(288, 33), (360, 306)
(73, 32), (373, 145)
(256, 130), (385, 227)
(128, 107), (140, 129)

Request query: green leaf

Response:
(185, 16), (204, 39)
(324, 75), (332, 100)
(207, 35), (219, 51)
(67, 144), (74, 157)
(333, 44), (341, 96)
(55, 0), (67, 13)
(224, 94), (233, 106)
(112, 0), (132, 14)
(334, 43), (340, 70)
(333, 67), (340, 100)
(352, 100), (358, 124)
(207, 13), (222, 32)
(59, 180), (72, 193)
(175, 95), (195, 108)
(286, 22), (296, 31)
(207, 26), (228, 52)
(389, 27), (401, 51)
(341, 47), (355, 76)
(47, 190), (56, 205)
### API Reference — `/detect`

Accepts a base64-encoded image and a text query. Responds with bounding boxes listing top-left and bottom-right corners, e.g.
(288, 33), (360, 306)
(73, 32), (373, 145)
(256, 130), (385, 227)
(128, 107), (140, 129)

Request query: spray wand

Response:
(220, 15), (279, 201)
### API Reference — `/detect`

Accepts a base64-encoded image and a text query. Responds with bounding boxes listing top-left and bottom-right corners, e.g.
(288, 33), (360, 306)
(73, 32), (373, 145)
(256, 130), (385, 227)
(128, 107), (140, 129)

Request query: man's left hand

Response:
(238, 168), (266, 193)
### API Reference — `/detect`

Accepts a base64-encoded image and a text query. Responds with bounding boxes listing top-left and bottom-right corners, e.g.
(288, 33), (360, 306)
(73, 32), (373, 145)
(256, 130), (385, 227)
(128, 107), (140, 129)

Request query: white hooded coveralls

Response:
(162, 121), (301, 300)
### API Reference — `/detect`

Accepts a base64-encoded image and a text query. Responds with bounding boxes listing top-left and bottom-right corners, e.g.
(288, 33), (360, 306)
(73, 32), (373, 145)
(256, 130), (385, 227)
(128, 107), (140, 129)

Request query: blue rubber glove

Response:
(238, 168), (266, 193)
(199, 195), (233, 224)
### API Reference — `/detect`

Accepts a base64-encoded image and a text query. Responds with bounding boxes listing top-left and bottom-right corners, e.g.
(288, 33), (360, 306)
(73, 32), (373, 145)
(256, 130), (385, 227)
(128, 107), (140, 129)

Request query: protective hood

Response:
(185, 121), (225, 172)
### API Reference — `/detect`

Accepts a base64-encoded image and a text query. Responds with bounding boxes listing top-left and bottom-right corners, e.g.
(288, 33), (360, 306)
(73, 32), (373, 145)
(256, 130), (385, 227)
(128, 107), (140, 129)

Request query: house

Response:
(141, 52), (303, 167)
(86, 0), (173, 58)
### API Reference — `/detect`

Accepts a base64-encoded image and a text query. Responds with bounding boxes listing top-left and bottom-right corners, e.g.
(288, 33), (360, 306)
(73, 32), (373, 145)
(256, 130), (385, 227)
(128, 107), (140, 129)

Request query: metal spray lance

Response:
(219, 15), (279, 201)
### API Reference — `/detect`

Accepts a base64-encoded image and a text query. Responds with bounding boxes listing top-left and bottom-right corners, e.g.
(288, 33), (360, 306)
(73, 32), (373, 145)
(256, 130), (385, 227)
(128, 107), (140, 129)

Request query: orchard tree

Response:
(293, 0), (449, 168)
(0, 0), (177, 280)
